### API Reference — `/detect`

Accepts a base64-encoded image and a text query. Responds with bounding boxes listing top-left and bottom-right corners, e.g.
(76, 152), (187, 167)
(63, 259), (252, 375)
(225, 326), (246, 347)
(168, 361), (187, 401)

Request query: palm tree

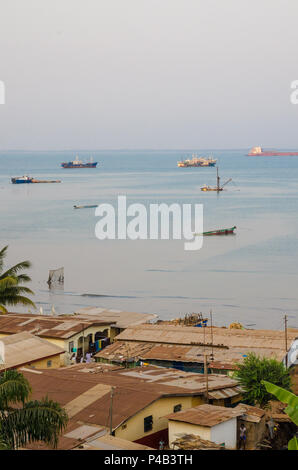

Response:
(0, 245), (36, 313)
(0, 369), (68, 449)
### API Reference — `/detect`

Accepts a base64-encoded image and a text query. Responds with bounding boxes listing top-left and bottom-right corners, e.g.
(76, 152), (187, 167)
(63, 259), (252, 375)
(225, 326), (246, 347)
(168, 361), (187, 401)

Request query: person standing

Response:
(239, 423), (247, 450)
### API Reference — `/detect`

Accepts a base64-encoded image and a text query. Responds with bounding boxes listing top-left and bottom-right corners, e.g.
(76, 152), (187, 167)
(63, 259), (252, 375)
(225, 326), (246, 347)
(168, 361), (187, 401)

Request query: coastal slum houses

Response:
(0, 332), (64, 371)
(20, 363), (243, 449)
(95, 323), (298, 379)
(73, 307), (158, 341)
(0, 309), (157, 366)
(0, 313), (115, 364)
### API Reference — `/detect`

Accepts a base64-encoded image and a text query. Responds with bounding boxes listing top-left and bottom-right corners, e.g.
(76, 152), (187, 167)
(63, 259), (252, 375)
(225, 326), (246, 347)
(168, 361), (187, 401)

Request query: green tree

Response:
(0, 369), (68, 449)
(234, 353), (291, 408)
(0, 245), (35, 313)
(262, 380), (298, 450)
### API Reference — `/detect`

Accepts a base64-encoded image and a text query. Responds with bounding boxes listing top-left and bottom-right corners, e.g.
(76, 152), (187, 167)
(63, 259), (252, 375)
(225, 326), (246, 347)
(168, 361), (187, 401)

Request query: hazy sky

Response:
(1, 0), (298, 150)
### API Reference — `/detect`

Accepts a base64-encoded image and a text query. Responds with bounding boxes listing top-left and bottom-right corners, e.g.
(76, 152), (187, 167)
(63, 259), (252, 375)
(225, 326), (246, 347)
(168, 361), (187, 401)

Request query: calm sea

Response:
(1, 149), (298, 329)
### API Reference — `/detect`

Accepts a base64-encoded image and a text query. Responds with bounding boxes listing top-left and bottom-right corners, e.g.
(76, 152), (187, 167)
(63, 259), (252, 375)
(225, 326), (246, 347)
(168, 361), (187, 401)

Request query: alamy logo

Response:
(0, 81), (5, 104)
(94, 196), (204, 251)
(290, 80), (298, 104)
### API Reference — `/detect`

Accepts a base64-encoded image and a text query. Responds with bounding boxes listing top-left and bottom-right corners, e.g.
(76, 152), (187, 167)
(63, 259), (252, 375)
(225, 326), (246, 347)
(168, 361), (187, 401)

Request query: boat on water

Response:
(201, 167), (232, 192)
(74, 205), (98, 209)
(177, 154), (217, 167)
(247, 146), (298, 156)
(61, 154), (98, 168)
(201, 226), (236, 236)
(11, 176), (61, 184)
(194, 226), (236, 236)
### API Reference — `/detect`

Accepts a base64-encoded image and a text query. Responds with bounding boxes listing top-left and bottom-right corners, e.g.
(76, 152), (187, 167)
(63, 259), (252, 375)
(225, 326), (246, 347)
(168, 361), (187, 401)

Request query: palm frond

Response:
(0, 246), (8, 272)
(0, 370), (31, 410)
(1, 398), (68, 449)
(0, 260), (32, 280)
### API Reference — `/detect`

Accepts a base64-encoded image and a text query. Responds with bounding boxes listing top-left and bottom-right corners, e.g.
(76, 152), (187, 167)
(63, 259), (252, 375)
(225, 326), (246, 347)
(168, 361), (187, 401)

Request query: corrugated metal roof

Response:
(0, 313), (113, 339)
(166, 404), (243, 427)
(20, 364), (242, 434)
(0, 332), (64, 369)
(73, 307), (158, 329)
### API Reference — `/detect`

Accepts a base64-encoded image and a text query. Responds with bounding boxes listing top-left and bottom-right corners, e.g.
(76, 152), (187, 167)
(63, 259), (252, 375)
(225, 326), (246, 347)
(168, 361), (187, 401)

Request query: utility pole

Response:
(204, 353), (209, 404)
(284, 314), (288, 368)
(109, 387), (115, 435)
(210, 310), (214, 361)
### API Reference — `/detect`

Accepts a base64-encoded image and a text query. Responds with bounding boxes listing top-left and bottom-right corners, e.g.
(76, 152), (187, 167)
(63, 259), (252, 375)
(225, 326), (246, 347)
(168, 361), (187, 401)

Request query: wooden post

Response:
(204, 354), (209, 404)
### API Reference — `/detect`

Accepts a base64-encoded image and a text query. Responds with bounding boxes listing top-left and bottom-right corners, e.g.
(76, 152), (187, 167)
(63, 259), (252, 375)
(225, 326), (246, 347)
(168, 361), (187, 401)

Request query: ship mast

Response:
(217, 167), (220, 191)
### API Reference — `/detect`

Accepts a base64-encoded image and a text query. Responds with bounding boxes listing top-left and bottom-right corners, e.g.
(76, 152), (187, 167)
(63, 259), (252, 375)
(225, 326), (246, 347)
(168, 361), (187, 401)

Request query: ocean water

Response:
(0, 149), (298, 330)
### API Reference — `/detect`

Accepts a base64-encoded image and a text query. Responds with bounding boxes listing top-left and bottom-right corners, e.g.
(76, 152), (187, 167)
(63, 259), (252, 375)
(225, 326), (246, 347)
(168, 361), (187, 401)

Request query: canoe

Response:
(73, 205), (98, 209)
(195, 226), (237, 236)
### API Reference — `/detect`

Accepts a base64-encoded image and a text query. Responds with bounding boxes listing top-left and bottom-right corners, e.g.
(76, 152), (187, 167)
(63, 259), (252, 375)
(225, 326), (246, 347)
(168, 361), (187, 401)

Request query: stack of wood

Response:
(171, 434), (224, 450)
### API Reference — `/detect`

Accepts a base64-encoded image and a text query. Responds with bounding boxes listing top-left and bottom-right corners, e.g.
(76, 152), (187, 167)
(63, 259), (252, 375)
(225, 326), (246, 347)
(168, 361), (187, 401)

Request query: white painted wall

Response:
(210, 417), (237, 449)
(286, 339), (298, 367)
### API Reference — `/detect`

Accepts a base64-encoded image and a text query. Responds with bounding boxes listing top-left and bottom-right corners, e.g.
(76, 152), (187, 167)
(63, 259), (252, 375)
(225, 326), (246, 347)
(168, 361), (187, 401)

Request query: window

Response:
(69, 341), (74, 353)
(47, 360), (52, 368)
(173, 404), (182, 413)
(144, 415), (153, 432)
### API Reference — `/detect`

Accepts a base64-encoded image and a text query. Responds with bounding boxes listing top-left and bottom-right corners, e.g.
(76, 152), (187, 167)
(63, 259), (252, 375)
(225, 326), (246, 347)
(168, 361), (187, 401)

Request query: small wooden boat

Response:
(195, 226), (237, 236)
(201, 167), (232, 192)
(73, 205), (98, 209)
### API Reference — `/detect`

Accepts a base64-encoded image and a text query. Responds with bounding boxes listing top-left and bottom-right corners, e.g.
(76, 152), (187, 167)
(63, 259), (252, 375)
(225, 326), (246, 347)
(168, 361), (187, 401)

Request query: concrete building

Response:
(166, 404), (243, 449)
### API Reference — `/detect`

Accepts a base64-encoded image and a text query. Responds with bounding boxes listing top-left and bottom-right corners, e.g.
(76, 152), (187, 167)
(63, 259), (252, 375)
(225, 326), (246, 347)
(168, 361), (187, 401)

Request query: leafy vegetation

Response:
(262, 380), (298, 450)
(234, 353), (291, 407)
(0, 245), (35, 313)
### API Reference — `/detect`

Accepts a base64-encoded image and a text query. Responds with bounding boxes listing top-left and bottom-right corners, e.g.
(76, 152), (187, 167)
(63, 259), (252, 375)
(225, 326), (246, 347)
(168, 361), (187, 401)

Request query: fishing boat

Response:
(201, 167), (232, 192)
(177, 154), (217, 167)
(201, 226), (237, 236)
(73, 205), (98, 209)
(11, 176), (61, 184)
(61, 155), (98, 168)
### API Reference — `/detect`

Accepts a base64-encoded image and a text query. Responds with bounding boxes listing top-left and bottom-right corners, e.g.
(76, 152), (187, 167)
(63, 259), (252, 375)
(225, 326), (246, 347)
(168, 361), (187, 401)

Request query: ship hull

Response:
(178, 162), (216, 167)
(61, 162), (98, 168)
(11, 177), (33, 184)
(247, 151), (298, 156)
(203, 226), (236, 235)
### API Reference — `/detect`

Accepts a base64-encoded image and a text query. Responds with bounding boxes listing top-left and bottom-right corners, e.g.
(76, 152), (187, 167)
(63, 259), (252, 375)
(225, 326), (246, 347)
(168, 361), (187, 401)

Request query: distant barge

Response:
(11, 176), (61, 184)
(247, 146), (298, 156)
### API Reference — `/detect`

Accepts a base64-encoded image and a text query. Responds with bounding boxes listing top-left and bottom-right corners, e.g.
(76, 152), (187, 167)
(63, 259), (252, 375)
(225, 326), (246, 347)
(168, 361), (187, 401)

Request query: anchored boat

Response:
(201, 167), (232, 192)
(201, 226), (237, 236)
(177, 154), (217, 167)
(74, 205), (98, 209)
(11, 176), (61, 184)
(61, 155), (98, 168)
(247, 146), (298, 156)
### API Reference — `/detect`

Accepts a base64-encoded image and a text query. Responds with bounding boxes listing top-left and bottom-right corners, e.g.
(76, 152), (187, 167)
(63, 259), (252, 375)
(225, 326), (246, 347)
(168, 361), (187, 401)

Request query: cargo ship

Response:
(61, 155), (98, 168)
(247, 146), (298, 156)
(177, 154), (217, 167)
(11, 176), (61, 184)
